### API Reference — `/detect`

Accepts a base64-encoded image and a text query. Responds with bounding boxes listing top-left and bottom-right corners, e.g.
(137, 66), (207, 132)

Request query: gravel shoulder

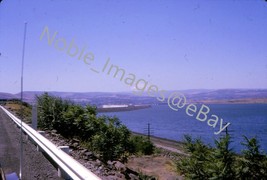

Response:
(0, 108), (61, 180)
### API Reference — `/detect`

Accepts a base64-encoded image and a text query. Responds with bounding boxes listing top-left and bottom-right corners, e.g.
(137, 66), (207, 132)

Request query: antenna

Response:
(19, 22), (27, 180)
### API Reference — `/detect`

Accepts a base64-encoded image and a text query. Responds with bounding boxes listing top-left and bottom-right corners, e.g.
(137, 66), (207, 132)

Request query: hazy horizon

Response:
(2, 88), (267, 95)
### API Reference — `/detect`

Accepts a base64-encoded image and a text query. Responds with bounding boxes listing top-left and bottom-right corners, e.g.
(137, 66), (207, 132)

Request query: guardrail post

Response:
(36, 131), (45, 151)
(58, 146), (71, 179)
(36, 145), (43, 152)
(38, 131), (45, 135)
(31, 104), (37, 130)
(58, 146), (70, 154)
(25, 124), (31, 140)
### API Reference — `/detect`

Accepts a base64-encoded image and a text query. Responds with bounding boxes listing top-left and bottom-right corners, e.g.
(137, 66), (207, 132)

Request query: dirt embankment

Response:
(127, 133), (186, 179)
(44, 130), (185, 180)
(131, 132), (187, 155)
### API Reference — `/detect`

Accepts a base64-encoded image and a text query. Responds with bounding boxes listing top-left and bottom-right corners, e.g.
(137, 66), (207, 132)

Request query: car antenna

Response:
(19, 22), (27, 180)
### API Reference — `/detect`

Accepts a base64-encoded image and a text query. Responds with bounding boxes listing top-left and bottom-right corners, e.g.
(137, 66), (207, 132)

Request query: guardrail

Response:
(0, 106), (100, 180)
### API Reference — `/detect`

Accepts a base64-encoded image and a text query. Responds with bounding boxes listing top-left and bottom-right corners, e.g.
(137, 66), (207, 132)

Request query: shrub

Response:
(129, 136), (155, 155)
(90, 116), (131, 161)
(177, 135), (267, 179)
(37, 93), (71, 130)
(207, 135), (235, 179)
(177, 135), (211, 179)
(37, 93), (155, 162)
(236, 136), (267, 179)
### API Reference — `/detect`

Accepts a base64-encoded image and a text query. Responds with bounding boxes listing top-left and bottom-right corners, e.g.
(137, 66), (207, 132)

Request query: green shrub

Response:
(90, 116), (131, 161)
(37, 93), (156, 162)
(37, 93), (71, 130)
(177, 135), (211, 179)
(207, 135), (235, 179)
(129, 136), (155, 155)
(177, 135), (267, 179)
(236, 136), (267, 179)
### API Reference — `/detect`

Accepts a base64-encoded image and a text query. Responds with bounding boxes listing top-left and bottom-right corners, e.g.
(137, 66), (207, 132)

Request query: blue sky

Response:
(0, 0), (267, 93)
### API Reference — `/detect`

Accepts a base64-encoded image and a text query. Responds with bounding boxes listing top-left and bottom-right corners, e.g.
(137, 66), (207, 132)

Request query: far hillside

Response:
(0, 89), (267, 106)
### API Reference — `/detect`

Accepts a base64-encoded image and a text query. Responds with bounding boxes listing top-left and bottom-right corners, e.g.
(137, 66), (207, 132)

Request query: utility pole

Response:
(147, 123), (150, 141)
(225, 125), (228, 136)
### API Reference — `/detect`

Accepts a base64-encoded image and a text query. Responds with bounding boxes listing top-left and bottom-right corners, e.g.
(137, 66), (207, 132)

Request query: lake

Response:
(100, 104), (267, 153)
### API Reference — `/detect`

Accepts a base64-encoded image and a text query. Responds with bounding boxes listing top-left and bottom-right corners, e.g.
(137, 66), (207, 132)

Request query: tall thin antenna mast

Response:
(20, 22), (27, 180)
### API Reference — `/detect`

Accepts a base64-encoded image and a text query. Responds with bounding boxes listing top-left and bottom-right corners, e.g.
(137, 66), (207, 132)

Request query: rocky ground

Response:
(44, 130), (185, 180)
(44, 130), (142, 180)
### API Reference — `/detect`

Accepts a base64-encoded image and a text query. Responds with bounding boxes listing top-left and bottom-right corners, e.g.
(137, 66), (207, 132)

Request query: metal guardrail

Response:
(0, 106), (100, 180)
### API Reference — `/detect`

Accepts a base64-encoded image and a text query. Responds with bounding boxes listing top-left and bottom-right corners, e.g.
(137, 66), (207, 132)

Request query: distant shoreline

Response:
(190, 98), (267, 104)
(97, 104), (151, 113)
(1, 90), (267, 106)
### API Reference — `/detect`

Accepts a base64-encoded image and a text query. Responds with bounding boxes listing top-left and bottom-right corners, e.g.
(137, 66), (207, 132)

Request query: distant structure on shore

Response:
(102, 104), (129, 108)
(98, 104), (151, 112)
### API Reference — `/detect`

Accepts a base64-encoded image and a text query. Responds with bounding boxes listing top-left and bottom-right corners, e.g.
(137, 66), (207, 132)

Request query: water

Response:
(100, 104), (267, 153)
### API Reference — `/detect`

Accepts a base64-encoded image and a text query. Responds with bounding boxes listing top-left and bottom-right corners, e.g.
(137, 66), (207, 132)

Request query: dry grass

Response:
(127, 155), (183, 180)
(4, 101), (32, 123)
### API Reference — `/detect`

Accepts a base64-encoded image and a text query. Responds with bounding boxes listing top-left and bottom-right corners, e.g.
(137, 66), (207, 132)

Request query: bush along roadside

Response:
(177, 134), (267, 179)
(37, 93), (155, 162)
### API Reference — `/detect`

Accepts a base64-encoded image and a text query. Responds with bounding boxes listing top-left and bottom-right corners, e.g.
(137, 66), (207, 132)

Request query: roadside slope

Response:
(0, 108), (60, 179)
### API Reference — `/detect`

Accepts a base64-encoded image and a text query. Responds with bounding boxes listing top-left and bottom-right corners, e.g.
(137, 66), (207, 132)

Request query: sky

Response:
(0, 0), (267, 94)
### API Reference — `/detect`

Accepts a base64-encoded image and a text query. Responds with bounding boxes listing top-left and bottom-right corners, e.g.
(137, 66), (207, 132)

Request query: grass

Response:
(4, 101), (32, 124)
